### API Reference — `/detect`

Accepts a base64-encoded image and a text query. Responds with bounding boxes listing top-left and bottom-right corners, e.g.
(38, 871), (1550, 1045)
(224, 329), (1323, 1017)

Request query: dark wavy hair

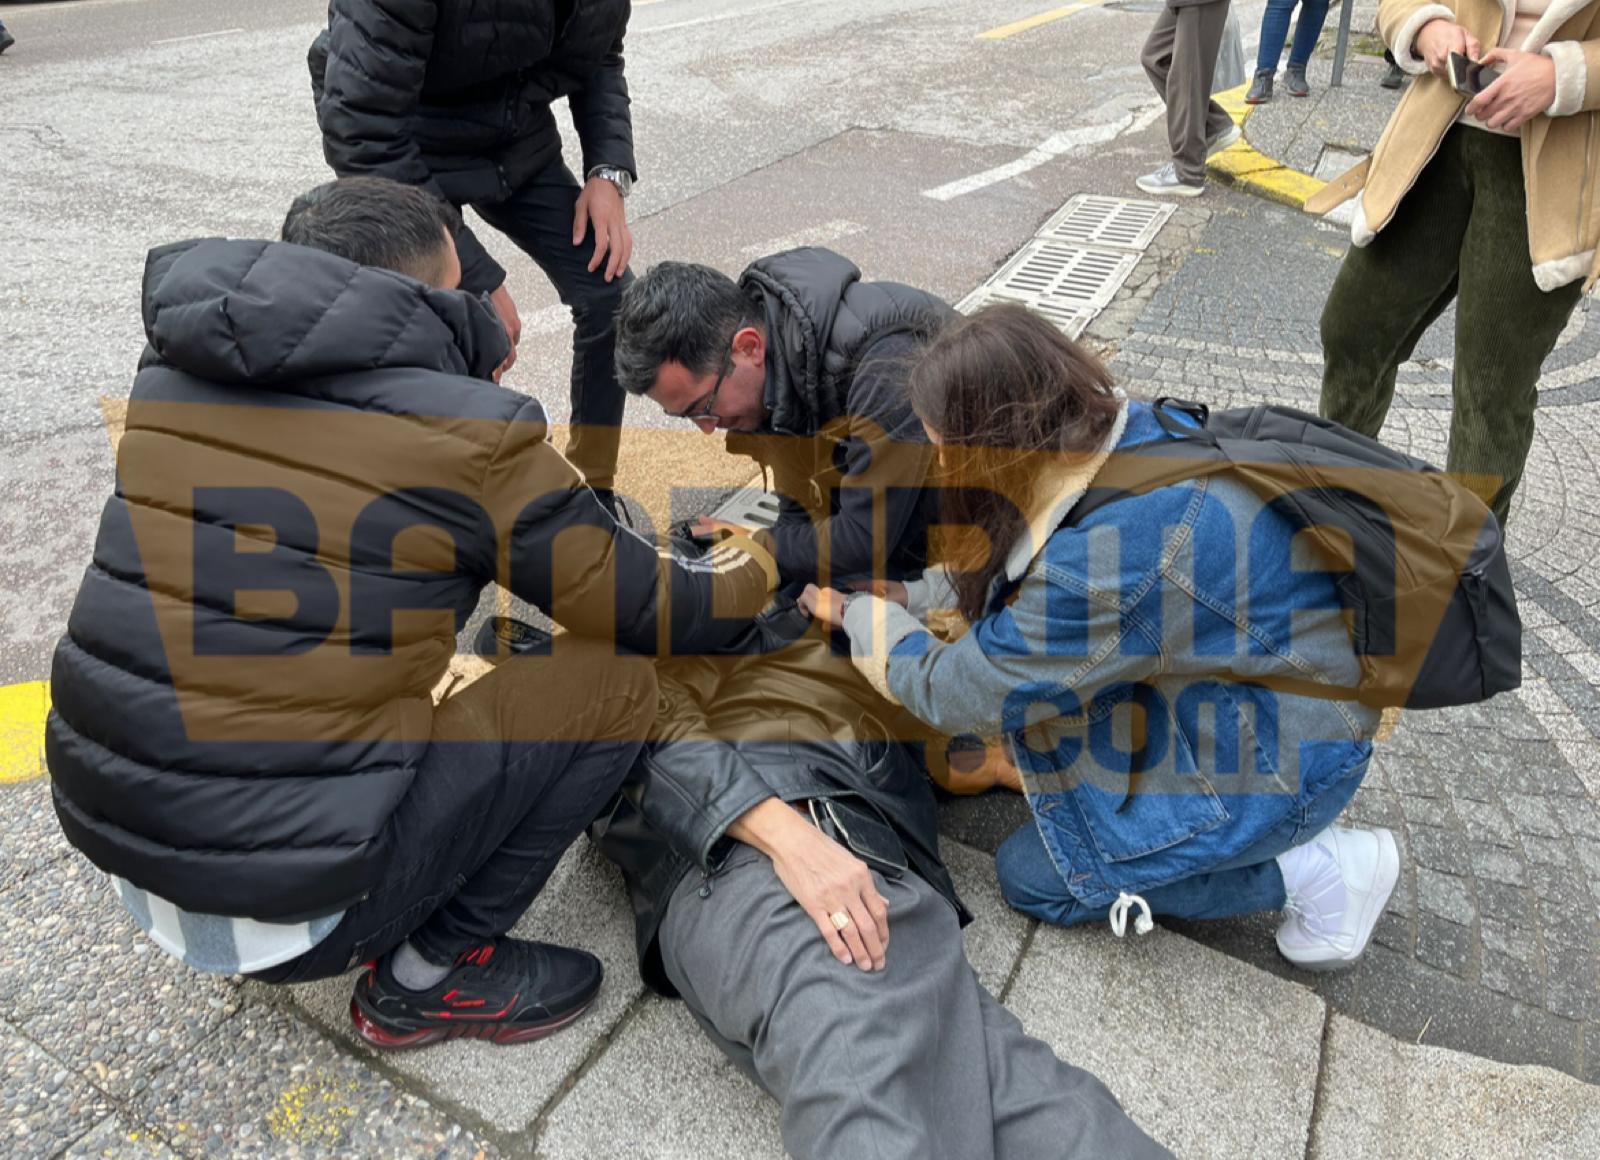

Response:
(908, 303), (1120, 622)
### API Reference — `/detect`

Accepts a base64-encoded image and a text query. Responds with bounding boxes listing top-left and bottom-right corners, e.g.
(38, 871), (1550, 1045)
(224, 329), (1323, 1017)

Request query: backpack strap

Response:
(1151, 397), (1213, 444)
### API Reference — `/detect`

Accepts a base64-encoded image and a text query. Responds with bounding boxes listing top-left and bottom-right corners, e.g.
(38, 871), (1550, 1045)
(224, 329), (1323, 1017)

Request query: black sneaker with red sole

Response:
(350, 938), (602, 1049)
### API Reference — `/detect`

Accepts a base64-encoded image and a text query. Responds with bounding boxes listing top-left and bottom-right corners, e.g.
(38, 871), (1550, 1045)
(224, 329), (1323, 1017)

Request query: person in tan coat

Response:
(1313, 0), (1600, 524)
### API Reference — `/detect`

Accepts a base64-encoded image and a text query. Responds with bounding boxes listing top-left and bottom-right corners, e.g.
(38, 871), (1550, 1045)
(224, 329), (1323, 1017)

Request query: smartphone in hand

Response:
(1448, 52), (1502, 96)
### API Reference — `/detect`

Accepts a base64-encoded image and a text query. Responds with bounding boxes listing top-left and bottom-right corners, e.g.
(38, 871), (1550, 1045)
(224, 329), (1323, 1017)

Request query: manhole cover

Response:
(1039, 194), (1175, 251)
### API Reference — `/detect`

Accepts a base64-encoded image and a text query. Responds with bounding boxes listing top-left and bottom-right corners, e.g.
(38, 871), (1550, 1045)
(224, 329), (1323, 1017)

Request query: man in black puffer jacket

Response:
(47, 177), (776, 1050)
(309, 0), (638, 506)
(615, 250), (954, 592)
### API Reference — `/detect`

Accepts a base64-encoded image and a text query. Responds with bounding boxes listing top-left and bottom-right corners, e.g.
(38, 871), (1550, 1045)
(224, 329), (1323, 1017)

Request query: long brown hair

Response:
(909, 303), (1120, 622)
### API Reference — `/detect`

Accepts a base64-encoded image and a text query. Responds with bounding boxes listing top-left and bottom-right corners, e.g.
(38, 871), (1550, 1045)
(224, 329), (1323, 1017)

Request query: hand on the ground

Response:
(574, 177), (633, 283)
(847, 579), (908, 606)
(728, 799), (888, 970)
(1415, 19), (1481, 78)
(688, 515), (751, 541)
(488, 283), (521, 377)
(1467, 49), (1557, 131)
(798, 584), (852, 628)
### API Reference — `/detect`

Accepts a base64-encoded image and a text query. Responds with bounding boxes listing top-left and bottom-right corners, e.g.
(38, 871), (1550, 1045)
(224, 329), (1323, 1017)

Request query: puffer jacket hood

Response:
(740, 248), (952, 435)
(141, 239), (509, 386)
(49, 237), (775, 923)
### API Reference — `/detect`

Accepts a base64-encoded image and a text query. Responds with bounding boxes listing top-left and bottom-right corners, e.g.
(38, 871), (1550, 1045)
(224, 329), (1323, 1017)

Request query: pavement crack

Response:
(0, 123), (66, 150)
(523, 988), (652, 1156)
(997, 920), (1040, 1006)
(1301, 1005), (1336, 1159)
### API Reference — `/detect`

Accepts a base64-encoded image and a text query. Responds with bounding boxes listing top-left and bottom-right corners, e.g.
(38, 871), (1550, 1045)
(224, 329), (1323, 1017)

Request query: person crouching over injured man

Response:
(615, 252), (952, 593)
(805, 304), (1398, 970)
(45, 176), (777, 1050)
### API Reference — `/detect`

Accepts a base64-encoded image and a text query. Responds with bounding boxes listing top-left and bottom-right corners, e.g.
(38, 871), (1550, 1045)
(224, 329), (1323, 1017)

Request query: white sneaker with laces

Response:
(1206, 123), (1242, 157)
(1135, 163), (1205, 198)
(1275, 825), (1399, 970)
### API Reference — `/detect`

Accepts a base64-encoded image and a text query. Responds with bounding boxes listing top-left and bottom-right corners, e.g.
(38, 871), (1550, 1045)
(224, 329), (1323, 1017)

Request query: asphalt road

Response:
(0, 0), (1265, 686)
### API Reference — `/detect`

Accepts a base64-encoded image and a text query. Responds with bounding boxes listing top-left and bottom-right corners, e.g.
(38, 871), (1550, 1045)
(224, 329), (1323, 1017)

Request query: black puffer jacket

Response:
(591, 608), (969, 997)
(731, 248), (955, 586)
(309, 0), (634, 292)
(48, 238), (774, 923)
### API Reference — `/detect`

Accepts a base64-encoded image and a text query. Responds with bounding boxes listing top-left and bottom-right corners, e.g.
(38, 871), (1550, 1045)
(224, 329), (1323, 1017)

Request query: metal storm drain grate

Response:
(1039, 195), (1174, 251)
(709, 484), (784, 529)
(957, 193), (1172, 338)
(956, 284), (1096, 337)
(961, 237), (1142, 322)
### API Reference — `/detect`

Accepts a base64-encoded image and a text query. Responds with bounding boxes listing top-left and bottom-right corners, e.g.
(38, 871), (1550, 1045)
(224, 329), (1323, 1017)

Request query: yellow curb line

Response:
(1205, 83), (1328, 210)
(979, 1), (1106, 40)
(0, 680), (51, 785)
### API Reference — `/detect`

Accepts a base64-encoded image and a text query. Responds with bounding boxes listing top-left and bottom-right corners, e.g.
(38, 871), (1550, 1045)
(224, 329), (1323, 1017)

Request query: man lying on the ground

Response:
(615, 251), (952, 591)
(590, 619), (1168, 1160)
(45, 176), (776, 1050)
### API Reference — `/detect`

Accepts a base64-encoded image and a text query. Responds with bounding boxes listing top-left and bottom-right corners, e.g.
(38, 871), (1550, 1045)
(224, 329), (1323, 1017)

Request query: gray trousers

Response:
(659, 847), (1168, 1160)
(1142, 1), (1234, 184)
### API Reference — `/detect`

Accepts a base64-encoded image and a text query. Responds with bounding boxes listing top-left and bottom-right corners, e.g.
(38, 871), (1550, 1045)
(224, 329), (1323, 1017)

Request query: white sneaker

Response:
(1206, 123), (1242, 157)
(1274, 825), (1400, 971)
(1135, 163), (1205, 198)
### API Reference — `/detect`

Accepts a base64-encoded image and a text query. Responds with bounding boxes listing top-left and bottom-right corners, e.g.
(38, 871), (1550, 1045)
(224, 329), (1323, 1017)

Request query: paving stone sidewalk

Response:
(1090, 189), (1600, 1081)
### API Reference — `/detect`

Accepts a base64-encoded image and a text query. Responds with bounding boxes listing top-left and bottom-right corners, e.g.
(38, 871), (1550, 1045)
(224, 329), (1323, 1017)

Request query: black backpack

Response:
(1067, 400), (1520, 710)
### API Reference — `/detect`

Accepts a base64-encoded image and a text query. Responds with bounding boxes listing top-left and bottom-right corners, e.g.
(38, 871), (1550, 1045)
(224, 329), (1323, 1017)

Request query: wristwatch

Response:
(586, 164), (633, 199)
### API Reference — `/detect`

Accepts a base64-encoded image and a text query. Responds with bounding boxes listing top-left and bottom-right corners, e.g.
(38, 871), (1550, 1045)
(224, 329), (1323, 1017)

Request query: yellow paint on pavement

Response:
(979, 2), (1105, 40)
(265, 1073), (360, 1144)
(0, 681), (51, 784)
(1204, 83), (1329, 210)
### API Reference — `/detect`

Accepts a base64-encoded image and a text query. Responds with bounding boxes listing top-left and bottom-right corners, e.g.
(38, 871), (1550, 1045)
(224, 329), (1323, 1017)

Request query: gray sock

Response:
(390, 941), (452, 991)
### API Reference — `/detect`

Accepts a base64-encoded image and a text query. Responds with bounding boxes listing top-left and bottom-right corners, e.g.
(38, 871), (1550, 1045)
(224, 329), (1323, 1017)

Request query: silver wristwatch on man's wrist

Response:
(586, 165), (633, 199)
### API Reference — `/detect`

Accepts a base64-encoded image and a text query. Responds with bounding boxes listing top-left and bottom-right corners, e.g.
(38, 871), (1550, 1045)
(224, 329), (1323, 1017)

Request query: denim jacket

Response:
(842, 399), (1380, 907)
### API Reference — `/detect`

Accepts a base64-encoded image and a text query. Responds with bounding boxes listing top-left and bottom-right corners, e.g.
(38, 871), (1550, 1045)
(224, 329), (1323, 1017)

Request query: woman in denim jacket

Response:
(804, 304), (1399, 969)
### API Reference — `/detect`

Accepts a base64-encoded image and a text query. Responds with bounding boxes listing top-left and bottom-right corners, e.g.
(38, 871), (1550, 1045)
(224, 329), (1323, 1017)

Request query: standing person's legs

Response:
(1448, 130), (1585, 524)
(1165, 2), (1235, 184)
(1141, 7), (1181, 104)
(1286, 0), (1333, 68)
(474, 164), (635, 498)
(1254, 0), (1296, 74)
(660, 850), (1164, 1160)
(1320, 129), (1472, 440)
(253, 639), (655, 983)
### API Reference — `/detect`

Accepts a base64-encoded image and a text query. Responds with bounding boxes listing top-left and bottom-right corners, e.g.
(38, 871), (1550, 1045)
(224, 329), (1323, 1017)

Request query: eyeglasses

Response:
(673, 350), (733, 426)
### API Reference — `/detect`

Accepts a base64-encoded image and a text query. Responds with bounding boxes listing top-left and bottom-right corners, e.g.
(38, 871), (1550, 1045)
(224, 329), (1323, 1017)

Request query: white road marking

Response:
(923, 115), (1136, 201)
(152, 29), (245, 47)
(1123, 100), (1167, 137)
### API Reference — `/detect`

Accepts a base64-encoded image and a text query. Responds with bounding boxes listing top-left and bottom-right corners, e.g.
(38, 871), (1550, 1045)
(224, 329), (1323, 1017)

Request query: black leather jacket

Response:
(591, 604), (970, 996)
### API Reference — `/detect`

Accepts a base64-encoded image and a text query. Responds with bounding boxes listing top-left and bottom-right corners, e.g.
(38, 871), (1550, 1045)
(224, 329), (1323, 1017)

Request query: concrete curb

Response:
(1206, 83), (1328, 209)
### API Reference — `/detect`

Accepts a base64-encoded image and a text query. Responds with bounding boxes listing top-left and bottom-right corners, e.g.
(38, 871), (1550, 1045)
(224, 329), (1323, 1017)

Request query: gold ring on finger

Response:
(829, 910), (853, 931)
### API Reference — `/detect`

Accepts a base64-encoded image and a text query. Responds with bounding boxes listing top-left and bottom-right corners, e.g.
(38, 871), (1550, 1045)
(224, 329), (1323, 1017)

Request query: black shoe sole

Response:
(350, 995), (595, 1050)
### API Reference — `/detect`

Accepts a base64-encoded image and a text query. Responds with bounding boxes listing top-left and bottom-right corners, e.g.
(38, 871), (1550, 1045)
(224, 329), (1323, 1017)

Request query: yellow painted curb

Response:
(0, 680), (51, 784)
(1205, 83), (1328, 210)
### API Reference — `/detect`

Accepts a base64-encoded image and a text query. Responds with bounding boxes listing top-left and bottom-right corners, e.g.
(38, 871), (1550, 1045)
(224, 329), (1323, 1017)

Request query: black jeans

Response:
(253, 639), (656, 983)
(474, 160), (635, 495)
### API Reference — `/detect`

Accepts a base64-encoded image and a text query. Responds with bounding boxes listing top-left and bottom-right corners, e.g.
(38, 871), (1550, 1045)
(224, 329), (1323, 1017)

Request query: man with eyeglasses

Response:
(615, 250), (953, 592)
